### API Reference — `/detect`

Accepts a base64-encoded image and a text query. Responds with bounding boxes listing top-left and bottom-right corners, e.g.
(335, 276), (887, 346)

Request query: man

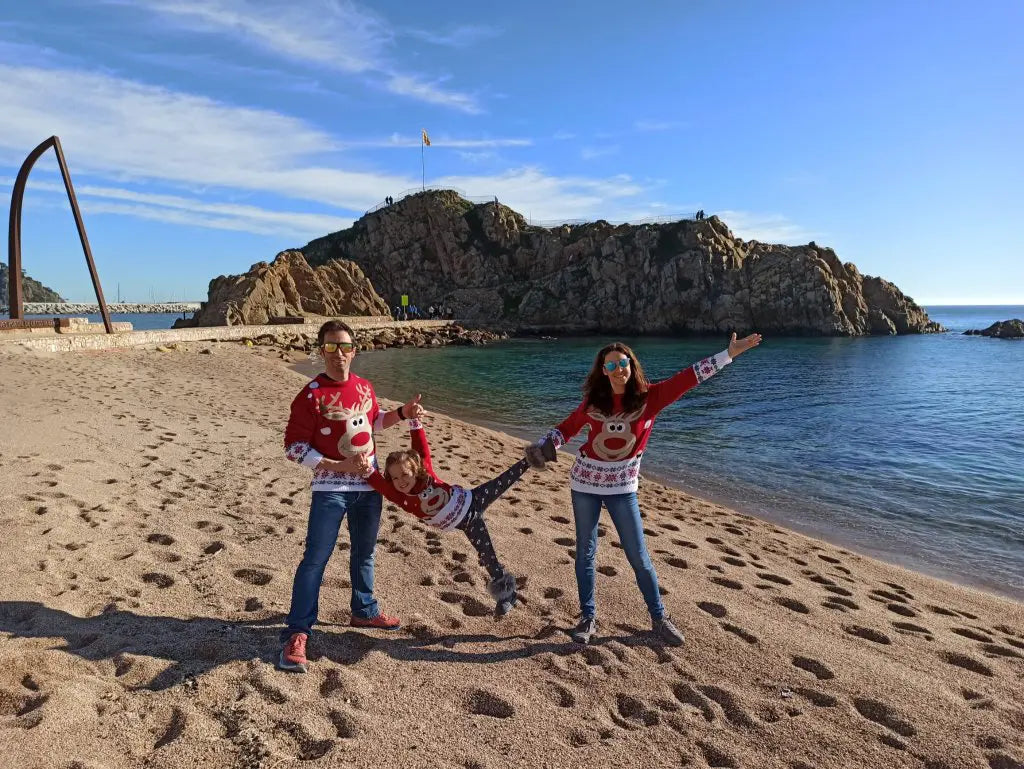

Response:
(279, 320), (425, 673)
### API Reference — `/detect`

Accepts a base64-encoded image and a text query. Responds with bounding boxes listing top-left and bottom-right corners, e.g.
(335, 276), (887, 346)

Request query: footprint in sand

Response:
(541, 681), (576, 708)
(697, 741), (739, 769)
(844, 625), (892, 645)
(146, 533), (175, 546)
(711, 577), (743, 590)
(951, 627), (993, 643)
(233, 569), (272, 586)
(611, 693), (660, 728)
(142, 572), (175, 588)
(939, 651), (994, 676)
(853, 697), (916, 737)
(194, 521), (224, 533)
(438, 591), (491, 617)
(774, 596), (811, 614)
(464, 689), (514, 719)
(792, 655), (835, 680)
(721, 623), (758, 644)
(698, 601), (727, 618)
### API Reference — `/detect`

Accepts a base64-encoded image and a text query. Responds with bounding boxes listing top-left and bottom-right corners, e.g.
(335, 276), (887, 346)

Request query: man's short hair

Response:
(317, 320), (356, 346)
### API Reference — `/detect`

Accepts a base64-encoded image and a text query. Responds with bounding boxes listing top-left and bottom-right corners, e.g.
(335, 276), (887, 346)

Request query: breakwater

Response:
(8, 302), (201, 314)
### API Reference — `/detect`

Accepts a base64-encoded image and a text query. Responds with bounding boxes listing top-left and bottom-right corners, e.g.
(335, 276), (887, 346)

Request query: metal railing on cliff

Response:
(365, 187), (702, 228)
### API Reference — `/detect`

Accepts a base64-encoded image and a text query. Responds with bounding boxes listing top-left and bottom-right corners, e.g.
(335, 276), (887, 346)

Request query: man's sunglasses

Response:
(603, 359), (630, 372)
(321, 342), (356, 354)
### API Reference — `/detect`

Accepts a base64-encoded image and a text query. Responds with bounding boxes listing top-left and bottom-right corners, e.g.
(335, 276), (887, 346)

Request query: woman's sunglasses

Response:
(603, 358), (630, 372)
(321, 342), (356, 354)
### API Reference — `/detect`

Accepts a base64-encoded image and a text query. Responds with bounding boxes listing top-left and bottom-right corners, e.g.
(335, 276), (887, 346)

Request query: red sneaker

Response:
(278, 632), (308, 673)
(350, 612), (401, 630)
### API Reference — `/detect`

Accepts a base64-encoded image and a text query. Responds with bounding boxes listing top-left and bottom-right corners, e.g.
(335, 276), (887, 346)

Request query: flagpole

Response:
(421, 134), (425, 191)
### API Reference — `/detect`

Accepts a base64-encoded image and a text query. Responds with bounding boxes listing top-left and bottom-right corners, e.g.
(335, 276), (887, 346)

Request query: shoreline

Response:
(302, 349), (1023, 605)
(369, 390), (1024, 606)
(3, 342), (1023, 769)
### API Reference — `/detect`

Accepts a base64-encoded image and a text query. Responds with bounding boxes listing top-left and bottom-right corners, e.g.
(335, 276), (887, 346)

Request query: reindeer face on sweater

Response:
(586, 407), (645, 461)
(417, 483), (451, 515)
(319, 383), (375, 456)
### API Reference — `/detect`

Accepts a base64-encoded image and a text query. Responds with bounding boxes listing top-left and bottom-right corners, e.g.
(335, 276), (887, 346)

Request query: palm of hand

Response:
(728, 332), (763, 358)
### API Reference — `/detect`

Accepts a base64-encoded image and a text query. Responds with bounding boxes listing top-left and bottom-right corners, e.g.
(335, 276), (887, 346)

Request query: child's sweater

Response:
(365, 421), (471, 531)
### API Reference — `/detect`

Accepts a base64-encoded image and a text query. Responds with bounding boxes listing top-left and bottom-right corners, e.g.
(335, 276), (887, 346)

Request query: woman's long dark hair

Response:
(582, 342), (650, 416)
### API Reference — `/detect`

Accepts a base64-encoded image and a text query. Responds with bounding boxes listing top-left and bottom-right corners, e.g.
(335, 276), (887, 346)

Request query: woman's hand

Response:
(728, 332), (762, 359)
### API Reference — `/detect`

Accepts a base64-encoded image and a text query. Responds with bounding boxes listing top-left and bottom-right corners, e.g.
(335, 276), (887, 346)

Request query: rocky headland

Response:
(964, 319), (1024, 339)
(0, 263), (65, 304)
(296, 191), (942, 336)
(176, 250), (388, 328)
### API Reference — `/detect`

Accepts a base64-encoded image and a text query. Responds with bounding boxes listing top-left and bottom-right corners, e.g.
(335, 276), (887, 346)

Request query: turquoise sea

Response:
(346, 306), (1024, 601)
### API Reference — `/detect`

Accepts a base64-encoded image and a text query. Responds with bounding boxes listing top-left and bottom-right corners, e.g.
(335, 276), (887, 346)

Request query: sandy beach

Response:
(1, 342), (1022, 769)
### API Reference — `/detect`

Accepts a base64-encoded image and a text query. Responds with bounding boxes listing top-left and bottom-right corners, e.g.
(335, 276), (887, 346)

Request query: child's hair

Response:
(384, 449), (430, 485)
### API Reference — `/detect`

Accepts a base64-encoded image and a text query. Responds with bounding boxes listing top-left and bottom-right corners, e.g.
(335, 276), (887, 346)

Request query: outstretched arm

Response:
(407, 419), (437, 479)
(535, 401), (589, 451)
(645, 332), (762, 415)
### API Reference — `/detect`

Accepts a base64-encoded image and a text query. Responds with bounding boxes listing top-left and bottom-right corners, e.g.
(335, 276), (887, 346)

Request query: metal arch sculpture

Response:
(7, 135), (113, 333)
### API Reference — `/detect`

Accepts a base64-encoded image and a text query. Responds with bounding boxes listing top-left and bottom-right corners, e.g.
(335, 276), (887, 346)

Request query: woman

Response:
(532, 332), (762, 646)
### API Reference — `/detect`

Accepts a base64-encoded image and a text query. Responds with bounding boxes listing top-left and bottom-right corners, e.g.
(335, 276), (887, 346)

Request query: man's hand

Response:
(728, 332), (762, 359)
(319, 453), (372, 475)
(402, 393), (426, 420)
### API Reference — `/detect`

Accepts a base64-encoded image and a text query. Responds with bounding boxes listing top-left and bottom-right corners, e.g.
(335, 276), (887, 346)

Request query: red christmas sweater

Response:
(284, 372), (390, 492)
(544, 350), (732, 495)
(365, 421), (472, 531)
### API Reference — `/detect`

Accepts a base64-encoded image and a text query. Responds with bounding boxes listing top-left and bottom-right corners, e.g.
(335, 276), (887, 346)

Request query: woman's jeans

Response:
(571, 490), (665, 621)
(283, 490), (383, 639)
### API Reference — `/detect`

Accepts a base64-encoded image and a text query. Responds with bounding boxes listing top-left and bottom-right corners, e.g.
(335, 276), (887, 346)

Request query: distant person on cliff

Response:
(527, 332), (762, 646)
(360, 418), (557, 615)
(277, 320), (426, 673)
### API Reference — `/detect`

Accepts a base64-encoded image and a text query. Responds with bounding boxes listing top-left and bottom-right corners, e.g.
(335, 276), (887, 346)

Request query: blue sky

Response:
(1, 0), (1021, 304)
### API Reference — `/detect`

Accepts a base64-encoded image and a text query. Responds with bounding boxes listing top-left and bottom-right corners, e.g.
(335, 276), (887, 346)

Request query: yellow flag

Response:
(421, 129), (431, 146)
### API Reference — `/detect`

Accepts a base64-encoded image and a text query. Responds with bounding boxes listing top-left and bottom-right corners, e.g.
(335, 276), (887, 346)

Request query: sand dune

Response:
(1, 342), (1022, 769)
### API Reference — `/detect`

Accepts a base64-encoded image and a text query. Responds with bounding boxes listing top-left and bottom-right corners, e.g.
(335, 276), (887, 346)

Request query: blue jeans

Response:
(571, 490), (664, 621)
(283, 490), (383, 639)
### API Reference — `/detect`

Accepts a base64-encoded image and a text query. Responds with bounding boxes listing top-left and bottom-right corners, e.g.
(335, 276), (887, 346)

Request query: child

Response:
(364, 419), (557, 615)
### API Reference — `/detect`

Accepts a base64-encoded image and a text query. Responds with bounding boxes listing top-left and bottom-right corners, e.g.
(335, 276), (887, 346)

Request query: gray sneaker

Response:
(488, 573), (518, 616)
(570, 616), (598, 645)
(653, 615), (685, 646)
(524, 437), (558, 469)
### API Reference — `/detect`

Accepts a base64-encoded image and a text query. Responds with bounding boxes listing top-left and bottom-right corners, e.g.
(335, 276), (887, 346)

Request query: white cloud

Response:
(344, 133), (531, 149)
(581, 145), (620, 160)
(404, 24), (499, 47)
(383, 75), (481, 114)
(0, 65), (658, 232)
(553, 131), (576, 141)
(105, 0), (482, 112)
(633, 119), (686, 132)
(716, 210), (817, 244)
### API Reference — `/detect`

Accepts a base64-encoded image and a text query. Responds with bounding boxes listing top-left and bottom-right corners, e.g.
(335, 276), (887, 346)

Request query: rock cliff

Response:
(964, 319), (1024, 339)
(301, 190), (942, 336)
(0, 263), (65, 305)
(180, 250), (389, 327)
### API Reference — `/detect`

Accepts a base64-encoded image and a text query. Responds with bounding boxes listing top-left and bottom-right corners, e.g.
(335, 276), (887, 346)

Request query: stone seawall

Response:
(9, 302), (201, 314)
(4, 319), (499, 354)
